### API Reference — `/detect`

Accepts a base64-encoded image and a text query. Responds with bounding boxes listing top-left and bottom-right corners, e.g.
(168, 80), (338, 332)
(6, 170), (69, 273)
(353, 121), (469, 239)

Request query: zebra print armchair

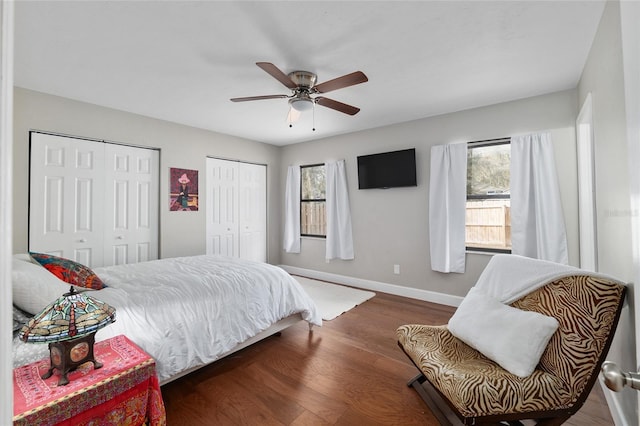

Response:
(396, 272), (626, 425)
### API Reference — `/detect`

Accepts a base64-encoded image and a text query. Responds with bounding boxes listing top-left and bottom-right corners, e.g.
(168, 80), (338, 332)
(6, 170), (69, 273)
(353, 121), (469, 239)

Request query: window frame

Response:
(300, 163), (327, 238)
(466, 138), (512, 254)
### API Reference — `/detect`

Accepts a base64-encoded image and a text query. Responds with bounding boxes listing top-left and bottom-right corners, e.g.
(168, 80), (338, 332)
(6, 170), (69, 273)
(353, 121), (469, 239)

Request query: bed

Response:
(11, 254), (322, 384)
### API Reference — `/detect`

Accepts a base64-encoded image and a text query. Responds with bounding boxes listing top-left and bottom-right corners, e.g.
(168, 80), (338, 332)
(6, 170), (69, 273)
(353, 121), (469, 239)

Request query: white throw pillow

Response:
(448, 286), (559, 377)
(12, 255), (74, 315)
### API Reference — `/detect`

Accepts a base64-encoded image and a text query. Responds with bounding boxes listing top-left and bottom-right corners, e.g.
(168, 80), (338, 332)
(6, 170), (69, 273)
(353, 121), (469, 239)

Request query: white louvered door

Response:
(29, 132), (159, 267)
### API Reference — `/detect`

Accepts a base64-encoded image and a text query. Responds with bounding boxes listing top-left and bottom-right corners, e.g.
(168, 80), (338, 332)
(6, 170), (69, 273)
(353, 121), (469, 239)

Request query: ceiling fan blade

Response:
(314, 71), (368, 94)
(230, 94), (288, 102)
(315, 97), (361, 115)
(256, 62), (297, 90)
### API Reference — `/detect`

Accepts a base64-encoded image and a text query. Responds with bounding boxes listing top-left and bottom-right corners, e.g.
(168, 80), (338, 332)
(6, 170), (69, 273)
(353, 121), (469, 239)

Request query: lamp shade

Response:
(19, 286), (116, 344)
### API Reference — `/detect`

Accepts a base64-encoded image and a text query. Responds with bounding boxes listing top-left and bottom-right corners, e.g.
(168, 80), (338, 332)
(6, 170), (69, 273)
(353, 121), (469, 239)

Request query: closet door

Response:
(206, 158), (239, 257)
(29, 133), (105, 267)
(206, 158), (266, 261)
(103, 144), (159, 265)
(30, 132), (159, 268)
(238, 162), (267, 262)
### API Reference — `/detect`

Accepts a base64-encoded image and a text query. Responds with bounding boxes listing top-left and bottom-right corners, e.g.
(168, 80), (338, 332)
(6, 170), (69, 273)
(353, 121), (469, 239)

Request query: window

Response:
(466, 140), (511, 252)
(300, 164), (326, 237)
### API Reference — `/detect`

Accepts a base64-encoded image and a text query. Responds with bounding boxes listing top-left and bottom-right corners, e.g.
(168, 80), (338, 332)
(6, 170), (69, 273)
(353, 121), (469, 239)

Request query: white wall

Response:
(579, 1), (633, 281)
(280, 90), (580, 299)
(578, 1), (637, 424)
(12, 88), (283, 263)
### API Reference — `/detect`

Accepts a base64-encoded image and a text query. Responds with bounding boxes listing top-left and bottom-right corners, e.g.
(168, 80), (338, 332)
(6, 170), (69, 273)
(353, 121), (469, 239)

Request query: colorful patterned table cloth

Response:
(13, 334), (166, 426)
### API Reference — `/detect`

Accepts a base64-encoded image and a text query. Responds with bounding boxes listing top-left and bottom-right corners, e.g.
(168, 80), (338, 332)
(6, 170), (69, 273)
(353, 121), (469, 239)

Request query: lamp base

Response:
(41, 333), (102, 386)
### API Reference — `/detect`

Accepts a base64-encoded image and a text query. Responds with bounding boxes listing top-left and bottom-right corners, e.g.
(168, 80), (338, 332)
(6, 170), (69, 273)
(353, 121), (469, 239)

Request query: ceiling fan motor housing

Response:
(288, 71), (317, 89)
(288, 71), (317, 111)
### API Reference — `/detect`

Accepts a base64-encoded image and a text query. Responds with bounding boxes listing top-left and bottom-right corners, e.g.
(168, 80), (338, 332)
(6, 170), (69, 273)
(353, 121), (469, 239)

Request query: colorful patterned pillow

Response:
(29, 252), (106, 290)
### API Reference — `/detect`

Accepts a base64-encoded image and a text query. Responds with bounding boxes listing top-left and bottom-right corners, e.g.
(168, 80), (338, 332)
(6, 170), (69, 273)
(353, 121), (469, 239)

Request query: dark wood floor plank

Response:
(245, 360), (349, 424)
(161, 290), (615, 425)
(290, 409), (333, 426)
(198, 373), (288, 425)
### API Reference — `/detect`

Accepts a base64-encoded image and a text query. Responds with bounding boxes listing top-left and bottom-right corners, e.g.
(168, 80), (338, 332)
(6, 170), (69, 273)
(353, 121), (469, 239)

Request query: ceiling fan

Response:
(230, 62), (368, 116)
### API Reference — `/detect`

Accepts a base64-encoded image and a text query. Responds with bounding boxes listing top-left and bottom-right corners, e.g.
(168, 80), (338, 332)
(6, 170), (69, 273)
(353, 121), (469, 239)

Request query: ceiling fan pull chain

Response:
(312, 102), (316, 131)
(287, 106), (294, 128)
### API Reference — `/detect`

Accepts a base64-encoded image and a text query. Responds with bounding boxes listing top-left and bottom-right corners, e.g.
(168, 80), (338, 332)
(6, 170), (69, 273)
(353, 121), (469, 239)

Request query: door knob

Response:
(78, 238), (87, 243)
(602, 361), (640, 391)
(117, 235), (124, 240)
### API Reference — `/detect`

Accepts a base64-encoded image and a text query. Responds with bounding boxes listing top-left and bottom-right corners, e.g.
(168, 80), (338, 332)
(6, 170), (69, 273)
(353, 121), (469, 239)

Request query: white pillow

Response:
(12, 255), (74, 315)
(13, 253), (37, 264)
(448, 286), (559, 377)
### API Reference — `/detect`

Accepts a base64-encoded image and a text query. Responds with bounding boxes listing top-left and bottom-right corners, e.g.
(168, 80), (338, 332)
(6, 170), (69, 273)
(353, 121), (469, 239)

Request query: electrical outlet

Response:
(393, 264), (400, 274)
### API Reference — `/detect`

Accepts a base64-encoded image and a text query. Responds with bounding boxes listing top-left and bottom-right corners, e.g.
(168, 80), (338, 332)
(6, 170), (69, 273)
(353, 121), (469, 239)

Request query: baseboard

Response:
(599, 376), (631, 426)
(279, 265), (463, 307)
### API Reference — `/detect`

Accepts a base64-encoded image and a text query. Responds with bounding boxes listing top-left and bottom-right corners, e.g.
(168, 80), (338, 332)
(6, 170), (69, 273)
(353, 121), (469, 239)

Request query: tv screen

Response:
(357, 148), (417, 189)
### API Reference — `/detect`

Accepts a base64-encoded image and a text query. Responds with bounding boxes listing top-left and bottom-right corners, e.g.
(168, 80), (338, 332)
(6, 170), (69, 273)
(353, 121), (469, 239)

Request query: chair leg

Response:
(407, 374), (465, 426)
(407, 372), (426, 387)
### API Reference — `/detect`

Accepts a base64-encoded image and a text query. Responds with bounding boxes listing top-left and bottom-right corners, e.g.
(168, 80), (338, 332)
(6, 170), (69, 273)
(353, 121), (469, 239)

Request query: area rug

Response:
(293, 276), (376, 321)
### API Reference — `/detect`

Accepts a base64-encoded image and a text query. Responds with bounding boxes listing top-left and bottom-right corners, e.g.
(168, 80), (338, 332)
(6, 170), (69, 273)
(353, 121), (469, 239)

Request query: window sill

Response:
(465, 249), (512, 256)
(301, 235), (326, 240)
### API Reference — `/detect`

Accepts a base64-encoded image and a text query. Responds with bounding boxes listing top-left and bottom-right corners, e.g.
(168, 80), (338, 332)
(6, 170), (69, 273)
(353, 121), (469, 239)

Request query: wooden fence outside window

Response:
(465, 201), (511, 250)
(301, 201), (327, 236)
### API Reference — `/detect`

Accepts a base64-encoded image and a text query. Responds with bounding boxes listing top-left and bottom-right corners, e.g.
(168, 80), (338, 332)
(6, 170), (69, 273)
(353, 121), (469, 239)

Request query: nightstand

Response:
(13, 334), (166, 426)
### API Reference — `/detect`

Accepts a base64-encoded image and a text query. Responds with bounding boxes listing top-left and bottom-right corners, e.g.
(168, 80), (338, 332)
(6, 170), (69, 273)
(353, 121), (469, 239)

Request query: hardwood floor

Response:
(161, 291), (615, 425)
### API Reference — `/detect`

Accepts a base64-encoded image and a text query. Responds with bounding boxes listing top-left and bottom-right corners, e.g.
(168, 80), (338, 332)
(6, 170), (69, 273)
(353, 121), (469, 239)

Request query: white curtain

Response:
(429, 143), (467, 273)
(283, 165), (301, 253)
(325, 160), (354, 260)
(510, 132), (568, 264)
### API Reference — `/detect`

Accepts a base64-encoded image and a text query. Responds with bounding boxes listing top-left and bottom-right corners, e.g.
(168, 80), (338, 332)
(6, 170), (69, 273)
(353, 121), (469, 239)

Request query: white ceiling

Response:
(14, 1), (605, 146)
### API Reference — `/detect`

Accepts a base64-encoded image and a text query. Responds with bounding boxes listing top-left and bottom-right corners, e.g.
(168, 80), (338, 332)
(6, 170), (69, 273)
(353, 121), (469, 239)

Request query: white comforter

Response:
(15, 255), (321, 382)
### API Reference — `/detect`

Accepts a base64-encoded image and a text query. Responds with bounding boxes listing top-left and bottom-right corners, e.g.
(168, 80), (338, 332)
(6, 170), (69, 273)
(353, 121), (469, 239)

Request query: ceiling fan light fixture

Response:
(287, 107), (302, 124)
(289, 97), (314, 112)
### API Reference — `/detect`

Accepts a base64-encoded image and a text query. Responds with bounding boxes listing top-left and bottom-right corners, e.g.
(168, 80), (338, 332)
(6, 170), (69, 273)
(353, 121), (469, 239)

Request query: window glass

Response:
(300, 165), (326, 237)
(301, 166), (326, 199)
(466, 142), (511, 252)
(467, 143), (510, 196)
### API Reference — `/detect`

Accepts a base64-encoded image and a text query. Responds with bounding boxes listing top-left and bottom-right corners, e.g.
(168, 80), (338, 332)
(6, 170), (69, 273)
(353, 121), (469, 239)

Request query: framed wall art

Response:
(169, 167), (199, 211)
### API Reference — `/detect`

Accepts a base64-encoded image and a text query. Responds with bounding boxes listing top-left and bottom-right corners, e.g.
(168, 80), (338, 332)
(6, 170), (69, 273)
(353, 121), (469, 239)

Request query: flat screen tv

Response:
(357, 148), (417, 189)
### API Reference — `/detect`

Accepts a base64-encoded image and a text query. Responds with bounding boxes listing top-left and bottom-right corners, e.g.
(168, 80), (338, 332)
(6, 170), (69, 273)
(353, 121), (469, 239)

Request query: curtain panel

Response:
(429, 143), (467, 273)
(325, 160), (354, 260)
(283, 165), (301, 253)
(510, 132), (569, 264)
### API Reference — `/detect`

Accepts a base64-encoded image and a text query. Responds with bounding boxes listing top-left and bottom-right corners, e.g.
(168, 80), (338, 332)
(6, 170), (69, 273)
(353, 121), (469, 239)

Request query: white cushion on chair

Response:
(448, 286), (559, 377)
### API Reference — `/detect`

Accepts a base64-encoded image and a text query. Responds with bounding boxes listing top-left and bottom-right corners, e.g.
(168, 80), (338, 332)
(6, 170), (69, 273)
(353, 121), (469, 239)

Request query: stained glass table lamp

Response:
(19, 286), (116, 386)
